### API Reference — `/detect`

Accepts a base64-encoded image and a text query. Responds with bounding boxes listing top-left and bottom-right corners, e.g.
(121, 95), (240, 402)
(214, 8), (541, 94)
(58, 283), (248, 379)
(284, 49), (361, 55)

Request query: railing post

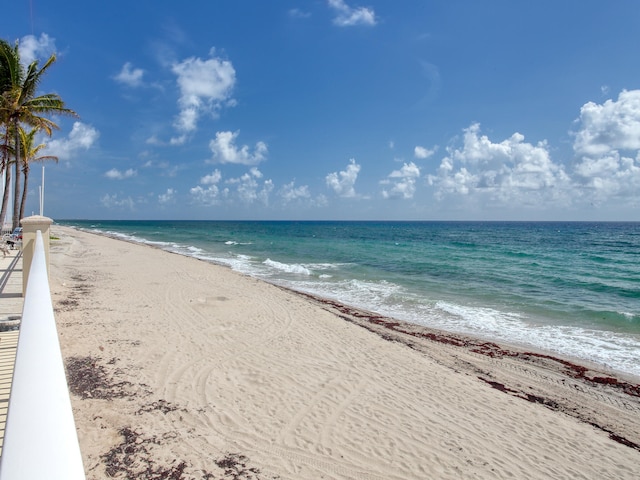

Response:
(20, 215), (53, 296)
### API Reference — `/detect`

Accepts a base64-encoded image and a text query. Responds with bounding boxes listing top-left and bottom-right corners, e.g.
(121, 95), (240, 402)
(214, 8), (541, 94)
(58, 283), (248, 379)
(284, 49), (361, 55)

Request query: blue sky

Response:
(3, 1), (640, 220)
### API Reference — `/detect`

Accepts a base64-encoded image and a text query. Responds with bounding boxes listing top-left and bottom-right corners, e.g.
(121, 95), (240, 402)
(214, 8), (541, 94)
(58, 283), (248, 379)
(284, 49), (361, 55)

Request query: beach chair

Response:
(2, 227), (22, 250)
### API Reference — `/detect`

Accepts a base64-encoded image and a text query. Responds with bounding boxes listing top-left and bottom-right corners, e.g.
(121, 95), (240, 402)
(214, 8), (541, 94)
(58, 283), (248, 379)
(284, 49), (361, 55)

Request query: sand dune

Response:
(49, 226), (640, 479)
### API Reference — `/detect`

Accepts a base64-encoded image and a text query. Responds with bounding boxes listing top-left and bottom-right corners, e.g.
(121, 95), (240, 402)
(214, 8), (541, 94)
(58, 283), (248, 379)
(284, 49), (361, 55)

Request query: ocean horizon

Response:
(58, 220), (640, 378)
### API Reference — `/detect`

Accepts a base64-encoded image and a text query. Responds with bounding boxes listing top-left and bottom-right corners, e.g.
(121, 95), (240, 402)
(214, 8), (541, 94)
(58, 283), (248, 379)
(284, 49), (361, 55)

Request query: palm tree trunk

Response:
(0, 127), (9, 228)
(0, 127), (7, 174)
(0, 167), (11, 230)
(12, 122), (21, 230)
(19, 164), (29, 222)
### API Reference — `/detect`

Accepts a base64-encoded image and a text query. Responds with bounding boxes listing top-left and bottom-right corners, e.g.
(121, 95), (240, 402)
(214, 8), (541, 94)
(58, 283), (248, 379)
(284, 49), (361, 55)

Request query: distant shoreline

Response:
(57, 218), (640, 224)
(58, 220), (640, 380)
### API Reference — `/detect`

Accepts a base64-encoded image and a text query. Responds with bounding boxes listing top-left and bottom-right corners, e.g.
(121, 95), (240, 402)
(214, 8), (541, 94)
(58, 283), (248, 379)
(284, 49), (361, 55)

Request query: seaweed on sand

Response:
(102, 427), (188, 480)
(65, 355), (134, 400)
(102, 428), (279, 479)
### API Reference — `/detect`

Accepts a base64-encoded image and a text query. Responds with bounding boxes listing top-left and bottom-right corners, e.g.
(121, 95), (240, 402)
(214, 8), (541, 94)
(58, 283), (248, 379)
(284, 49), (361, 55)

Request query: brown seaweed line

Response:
(305, 293), (640, 398)
(478, 377), (640, 452)
(328, 291), (640, 454)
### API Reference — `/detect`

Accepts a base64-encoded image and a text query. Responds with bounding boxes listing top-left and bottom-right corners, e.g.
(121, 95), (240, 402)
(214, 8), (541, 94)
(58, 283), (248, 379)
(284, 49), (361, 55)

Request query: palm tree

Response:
(0, 122), (13, 229)
(0, 126), (14, 229)
(18, 126), (58, 220)
(0, 40), (20, 229)
(0, 38), (76, 228)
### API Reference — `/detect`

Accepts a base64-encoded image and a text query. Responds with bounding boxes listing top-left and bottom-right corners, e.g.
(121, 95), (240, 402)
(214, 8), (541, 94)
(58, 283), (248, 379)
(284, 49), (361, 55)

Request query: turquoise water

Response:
(60, 220), (640, 377)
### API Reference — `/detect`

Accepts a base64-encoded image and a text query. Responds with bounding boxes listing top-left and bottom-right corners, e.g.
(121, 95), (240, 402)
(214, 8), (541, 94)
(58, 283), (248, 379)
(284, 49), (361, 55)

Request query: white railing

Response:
(0, 231), (85, 479)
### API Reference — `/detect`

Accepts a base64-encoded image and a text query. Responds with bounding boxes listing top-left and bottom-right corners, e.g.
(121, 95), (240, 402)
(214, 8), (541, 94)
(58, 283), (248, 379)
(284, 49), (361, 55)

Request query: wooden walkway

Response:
(0, 331), (18, 454)
(0, 249), (24, 456)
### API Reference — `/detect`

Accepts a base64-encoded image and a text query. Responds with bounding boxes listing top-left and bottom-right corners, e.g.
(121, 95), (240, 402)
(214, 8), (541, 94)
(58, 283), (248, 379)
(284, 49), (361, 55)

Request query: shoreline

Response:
(49, 225), (640, 479)
(295, 289), (640, 444)
(69, 223), (640, 383)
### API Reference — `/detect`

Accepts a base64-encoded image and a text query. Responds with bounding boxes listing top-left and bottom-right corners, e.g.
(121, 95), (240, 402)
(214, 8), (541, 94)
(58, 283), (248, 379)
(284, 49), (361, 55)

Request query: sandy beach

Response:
(49, 226), (640, 479)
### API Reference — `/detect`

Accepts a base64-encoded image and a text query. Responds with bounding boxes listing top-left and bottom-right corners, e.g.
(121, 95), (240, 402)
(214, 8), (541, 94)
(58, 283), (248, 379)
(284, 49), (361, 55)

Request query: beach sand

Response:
(49, 226), (640, 479)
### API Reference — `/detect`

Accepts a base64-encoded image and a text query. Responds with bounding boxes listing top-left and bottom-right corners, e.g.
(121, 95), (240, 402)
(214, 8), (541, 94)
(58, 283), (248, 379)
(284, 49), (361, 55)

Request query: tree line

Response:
(0, 38), (76, 230)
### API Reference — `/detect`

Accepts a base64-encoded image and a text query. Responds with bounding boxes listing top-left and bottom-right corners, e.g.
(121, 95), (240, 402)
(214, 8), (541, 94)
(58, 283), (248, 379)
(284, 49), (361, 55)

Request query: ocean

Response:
(59, 220), (640, 378)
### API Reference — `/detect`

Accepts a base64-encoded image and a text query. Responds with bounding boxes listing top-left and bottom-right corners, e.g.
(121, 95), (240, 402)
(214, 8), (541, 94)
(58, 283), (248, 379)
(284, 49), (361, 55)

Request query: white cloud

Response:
(209, 130), (268, 165)
(289, 8), (311, 19)
(169, 134), (187, 146)
(19, 33), (56, 65)
(192, 186), (216, 204)
(315, 194), (329, 207)
(114, 62), (144, 87)
(190, 184), (223, 206)
(381, 162), (421, 199)
(414, 145), (436, 159)
(190, 171), (224, 206)
(418, 61), (442, 106)
(146, 135), (162, 146)
(105, 168), (137, 180)
(573, 151), (640, 205)
(100, 193), (134, 210)
(158, 163), (180, 178)
(158, 188), (176, 204)
(573, 90), (640, 156)
(226, 168), (273, 205)
(571, 90), (640, 206)
(428, 123), (572, 207)
(328, 0), (377, 27)
(171, 52), (236, 139)
(44, 122), (99, 160)
(190, 168), (273, 206)
(279, 181), (311, 203)
(201, 169), (222, 185)
(326, 159), (361, 197)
